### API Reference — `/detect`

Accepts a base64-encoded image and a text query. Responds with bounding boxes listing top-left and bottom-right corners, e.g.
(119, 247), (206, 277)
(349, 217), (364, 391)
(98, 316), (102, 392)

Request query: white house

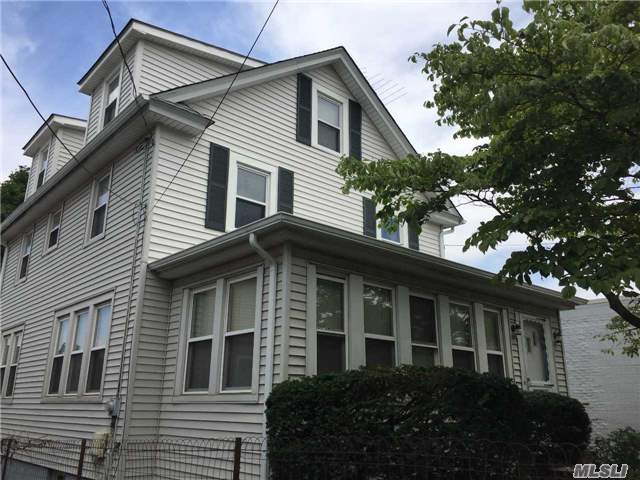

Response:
(0, 19), (584, 478)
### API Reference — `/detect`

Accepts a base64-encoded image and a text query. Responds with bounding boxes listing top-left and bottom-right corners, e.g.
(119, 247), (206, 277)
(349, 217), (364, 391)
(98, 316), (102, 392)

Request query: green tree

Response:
(1, 165), (29, 222)
(338, 1), (640, 331)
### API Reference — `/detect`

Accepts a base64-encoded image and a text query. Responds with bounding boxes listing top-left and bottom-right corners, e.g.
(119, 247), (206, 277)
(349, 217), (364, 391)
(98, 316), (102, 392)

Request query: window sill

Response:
(84, 232), (106, 248)
(42, 245), (60, 257)
(310, 142), (344, 157)
(169, 391), (260, 404)
(41, 395), (104, 404)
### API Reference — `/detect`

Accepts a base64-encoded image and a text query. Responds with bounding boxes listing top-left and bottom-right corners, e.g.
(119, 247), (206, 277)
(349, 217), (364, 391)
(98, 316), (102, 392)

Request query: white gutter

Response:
(248, 233), (277, 480)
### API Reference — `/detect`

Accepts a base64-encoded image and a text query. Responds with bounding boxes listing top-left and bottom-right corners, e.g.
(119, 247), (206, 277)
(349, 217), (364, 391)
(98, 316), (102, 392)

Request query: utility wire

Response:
(1, 54), (139, 210)
(150, 0), (280, 213)
(101, 0), (149, 128)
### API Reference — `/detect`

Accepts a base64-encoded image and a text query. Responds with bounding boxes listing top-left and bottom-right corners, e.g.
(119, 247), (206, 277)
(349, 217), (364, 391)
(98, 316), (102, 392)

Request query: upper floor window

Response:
(47, 296), (112, 397)
(316, 276), (347, 374)
(317, 95), (341, 152)
(379, 218), (402, 244)
(36, 146), (49, 188)
(483, 309), (505, 377)
(46, 208), (63, 251)
(410, 295), (438, 367)
(450, 302), (476, 371)
(235, 166), (268, 228)
(18, 231), (33, 280)
(103, 72), (121, 126)
(90, 174), (110, 239)
(363, 284), (395, 367)
(0, 328), (23, 397)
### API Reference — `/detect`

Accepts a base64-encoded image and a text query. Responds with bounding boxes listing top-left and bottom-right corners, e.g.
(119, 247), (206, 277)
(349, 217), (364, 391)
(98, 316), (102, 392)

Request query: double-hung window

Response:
(184, 287), (215, 392)
(317, 95), (342, 152)
(90, 174), (110, 239)
(222, 276), (258, 390)
(379, 217), (401, 244)
(46, 209), (62, 250)
(483, 309), (506, 377)
(235, 166), (268, 228)
(1, 329), (22, 397)
(316, 277), (347, 374)
(47, 297), (112, 397)
(18, 231), (33, 280)
(36, 147), (49, 188)
(103, 73), (120, 126)
(450, 302), (476, 371)
(410, 295), (438, 367)
(363, 285), (395, 367)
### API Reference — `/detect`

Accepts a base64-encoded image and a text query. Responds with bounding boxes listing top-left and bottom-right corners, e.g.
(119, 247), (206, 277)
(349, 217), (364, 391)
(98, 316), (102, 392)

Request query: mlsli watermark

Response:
(573, 464), (629, 479)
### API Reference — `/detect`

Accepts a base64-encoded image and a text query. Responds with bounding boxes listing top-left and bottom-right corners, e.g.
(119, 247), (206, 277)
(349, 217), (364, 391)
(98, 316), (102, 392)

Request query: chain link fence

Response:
(2, 434), (584, 479)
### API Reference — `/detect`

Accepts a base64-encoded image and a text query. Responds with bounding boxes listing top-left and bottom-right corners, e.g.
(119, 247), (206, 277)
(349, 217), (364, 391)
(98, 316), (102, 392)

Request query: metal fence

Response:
(1, 434), (585, 479)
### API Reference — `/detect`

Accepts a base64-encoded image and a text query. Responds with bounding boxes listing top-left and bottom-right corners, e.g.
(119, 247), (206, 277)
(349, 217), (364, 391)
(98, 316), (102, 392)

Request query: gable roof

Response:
(155, 46), (463, 224)
(23, 114), (87, 157)
(78, 19), (265, 94)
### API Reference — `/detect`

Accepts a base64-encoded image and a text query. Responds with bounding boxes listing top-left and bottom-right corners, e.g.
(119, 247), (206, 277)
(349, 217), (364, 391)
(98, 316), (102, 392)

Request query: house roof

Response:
(77, 19), (265, 94)
(154, 46), (463, 224)
(22, 114), (87, 157)
(149, 213), (586, 310)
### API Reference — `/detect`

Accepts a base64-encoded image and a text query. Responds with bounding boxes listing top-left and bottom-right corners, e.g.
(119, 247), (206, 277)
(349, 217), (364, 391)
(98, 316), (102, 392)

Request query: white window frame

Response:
(36, 144), (50, 189)
(449, 301), (477, 371)
(101, 67), (122, 129)
(225, 154), (277, 232)
(176, 267), (263, 401)
(86, 171), (112, 243)
(17, 229), (34, 282)
(408, 292), (440, 367)
(519, 314), (557, 391)
(479, 307), (507, 376)
(311, 84), (350, 156)
(0, 327), (23, 399)
(363, 282), (397, 368)
(314, 274), (349, 375)
(44, 293), (114, 400)
(45, 207), (64, 253)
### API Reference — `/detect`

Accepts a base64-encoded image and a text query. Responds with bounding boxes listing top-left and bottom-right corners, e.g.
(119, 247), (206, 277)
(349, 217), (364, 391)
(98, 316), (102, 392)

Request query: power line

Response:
(101, 0), (148, 128)
(150, 0), (280, 213)
(0, 54), (139, 210)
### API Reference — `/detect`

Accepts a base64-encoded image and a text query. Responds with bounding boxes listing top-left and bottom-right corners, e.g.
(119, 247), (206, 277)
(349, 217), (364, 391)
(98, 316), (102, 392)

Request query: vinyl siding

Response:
(149, 65), (443, 262)
(0, 140), (150, 441)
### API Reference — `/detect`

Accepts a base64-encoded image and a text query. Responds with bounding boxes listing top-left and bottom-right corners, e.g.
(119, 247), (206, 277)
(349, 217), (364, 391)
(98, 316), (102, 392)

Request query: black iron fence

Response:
(1, 434), (585, 479)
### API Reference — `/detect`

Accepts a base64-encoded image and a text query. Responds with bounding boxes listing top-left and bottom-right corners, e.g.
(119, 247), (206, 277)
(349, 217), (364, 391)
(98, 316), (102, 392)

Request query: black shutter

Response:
(408, 225), (420, 251)
(362, 197), (377, 238)
(205, 143), (229, 231)
(349, 100), (362, 160)
(278, 168), (294, 214)
(296, 74), (312, 145)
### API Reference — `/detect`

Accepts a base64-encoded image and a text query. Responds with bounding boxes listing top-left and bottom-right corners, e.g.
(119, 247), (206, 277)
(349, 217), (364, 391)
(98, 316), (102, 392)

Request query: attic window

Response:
(36, 146), (49, 188)
(317, 95), (341, 152)
(103, 73), (121, 126)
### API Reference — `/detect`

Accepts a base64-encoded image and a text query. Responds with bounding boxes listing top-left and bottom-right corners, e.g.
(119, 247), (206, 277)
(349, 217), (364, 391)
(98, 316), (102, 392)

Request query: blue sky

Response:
(0, 1), (596, 298)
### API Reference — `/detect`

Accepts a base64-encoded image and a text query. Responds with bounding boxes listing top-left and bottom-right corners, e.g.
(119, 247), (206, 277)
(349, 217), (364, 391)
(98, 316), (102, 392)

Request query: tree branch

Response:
(604, 292), (640, 329)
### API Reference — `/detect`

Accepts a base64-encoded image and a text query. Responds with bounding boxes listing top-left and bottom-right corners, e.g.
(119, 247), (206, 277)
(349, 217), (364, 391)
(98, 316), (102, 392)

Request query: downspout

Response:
(248, 233), (277, 480)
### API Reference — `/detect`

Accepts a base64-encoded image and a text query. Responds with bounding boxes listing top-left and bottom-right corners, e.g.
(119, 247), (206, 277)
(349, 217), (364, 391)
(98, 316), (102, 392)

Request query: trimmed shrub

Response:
(523, 390), (591, 449)
(591, 428), (640, 480)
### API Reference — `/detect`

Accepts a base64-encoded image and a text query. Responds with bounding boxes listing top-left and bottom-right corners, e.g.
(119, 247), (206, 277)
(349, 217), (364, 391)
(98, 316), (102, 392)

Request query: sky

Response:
(0, 0), (598, 299)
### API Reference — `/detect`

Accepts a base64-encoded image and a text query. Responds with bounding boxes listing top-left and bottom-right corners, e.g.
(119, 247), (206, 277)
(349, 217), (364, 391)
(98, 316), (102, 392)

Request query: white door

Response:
(522, 319), (550, 388)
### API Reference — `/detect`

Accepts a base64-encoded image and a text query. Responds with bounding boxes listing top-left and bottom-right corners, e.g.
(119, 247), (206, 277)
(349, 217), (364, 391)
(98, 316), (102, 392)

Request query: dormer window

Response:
(36, 146), (49, 188)
(103, 73), (121, 126)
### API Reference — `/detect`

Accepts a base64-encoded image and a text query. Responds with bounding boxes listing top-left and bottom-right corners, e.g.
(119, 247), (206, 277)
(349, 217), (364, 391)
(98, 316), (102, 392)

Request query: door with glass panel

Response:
(522, 318), (550, 387)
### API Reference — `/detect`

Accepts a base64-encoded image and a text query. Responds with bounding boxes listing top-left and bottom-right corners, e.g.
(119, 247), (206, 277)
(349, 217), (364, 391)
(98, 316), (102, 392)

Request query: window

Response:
(235, 166), (268, 228)
(317, 95), (341, 152)
(184, 288), (215, 392)
(363, 285), (395, 367)
(46, 209), (62, 250)
(410, 295), (438, 367)
(36, 147), (49, 188)
(316, 277), (347, 374)
(103, 73), (120, 126)
(522, 318), (550, 384)
(379, 218), (401, 244)
(1, 329), (22, 397)
(484, 309), (505, 377)
(222, 277), (257, 390)
(90, 175), (110, 239)
(450, 303), (476, 371)
(47, 297), (112, 397)
(18, 231), (33, 280)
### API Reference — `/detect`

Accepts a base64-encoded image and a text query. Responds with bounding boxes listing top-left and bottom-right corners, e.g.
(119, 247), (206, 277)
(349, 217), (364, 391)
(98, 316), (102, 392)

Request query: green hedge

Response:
(266, 366), (591, 479)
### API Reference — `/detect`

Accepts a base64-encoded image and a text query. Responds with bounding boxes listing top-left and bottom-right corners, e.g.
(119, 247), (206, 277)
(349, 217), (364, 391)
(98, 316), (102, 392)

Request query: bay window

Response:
(410, 295), (438, 367)
(363, 285), (395, 367)
(316, 277), (347, 374)
(449, 302), (476, 371)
